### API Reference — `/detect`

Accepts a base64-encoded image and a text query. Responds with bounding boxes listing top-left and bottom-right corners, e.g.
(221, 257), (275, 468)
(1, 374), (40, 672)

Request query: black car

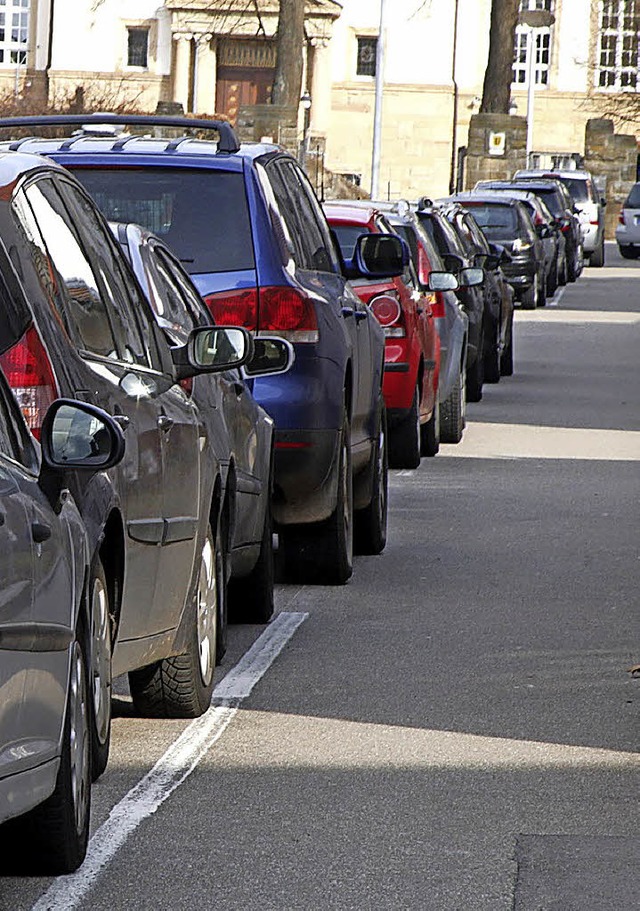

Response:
(450, 193), (547, 311)
(0, 150), (253, 779)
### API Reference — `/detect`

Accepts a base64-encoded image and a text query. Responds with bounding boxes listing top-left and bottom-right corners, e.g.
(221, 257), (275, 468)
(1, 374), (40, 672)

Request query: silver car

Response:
(0, 379), (124, 873)
(514, 168), (606, 267)
(615, 182), (640, 259)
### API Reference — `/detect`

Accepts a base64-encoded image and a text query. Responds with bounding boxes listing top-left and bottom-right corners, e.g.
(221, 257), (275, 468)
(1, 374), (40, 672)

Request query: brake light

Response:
(370, 293), (405, 337)
(0, 325), (58, 440)
(259, 286), (319, 342)
(619, 208), (625, 225)
(203, 288), (258, 331)
(430, 292), (446, 318)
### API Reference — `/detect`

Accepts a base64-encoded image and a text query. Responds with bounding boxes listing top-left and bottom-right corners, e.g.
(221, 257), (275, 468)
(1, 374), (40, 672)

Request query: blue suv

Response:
(2, 115), (407, 584)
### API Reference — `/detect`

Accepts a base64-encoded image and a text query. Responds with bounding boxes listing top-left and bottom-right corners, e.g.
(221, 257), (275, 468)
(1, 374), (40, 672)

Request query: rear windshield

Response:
(462, 204), (517, 238)
(331, 224), (368, 259)
(67, 167), (255, 274)
(625, 183), (640, 207)
(560, 178), (590, 203)
(524, 188), (563, 216)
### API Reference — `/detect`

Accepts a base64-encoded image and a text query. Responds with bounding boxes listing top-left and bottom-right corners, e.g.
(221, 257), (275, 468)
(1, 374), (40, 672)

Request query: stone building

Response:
(4, 0), (640, 199)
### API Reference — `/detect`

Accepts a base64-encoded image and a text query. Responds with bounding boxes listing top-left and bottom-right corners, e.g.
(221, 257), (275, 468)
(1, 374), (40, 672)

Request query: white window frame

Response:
(596, 0), (640, 91)
(0, 0), (29, 69)
(512, 0), (554, 89)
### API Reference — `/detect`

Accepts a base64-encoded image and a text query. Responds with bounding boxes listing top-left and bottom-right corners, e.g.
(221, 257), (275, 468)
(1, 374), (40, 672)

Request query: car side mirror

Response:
(171, 325), (253, 380)
(460, 266), (484, 287)
(427, 270), (459, 292)
(243, 336), (295, 378)
(349, 233), (410, 279)
(475, 252), (500, 271)
(535, 223), (550, 239)
(443, 253), (464, 274)
(40, 400), (126, 471)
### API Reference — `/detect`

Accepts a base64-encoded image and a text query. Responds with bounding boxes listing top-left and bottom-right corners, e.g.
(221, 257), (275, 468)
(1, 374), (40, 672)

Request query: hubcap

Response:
(197, 533), (217, 686)
(69, 641), (89, 835)
(91, 576), (111, 745)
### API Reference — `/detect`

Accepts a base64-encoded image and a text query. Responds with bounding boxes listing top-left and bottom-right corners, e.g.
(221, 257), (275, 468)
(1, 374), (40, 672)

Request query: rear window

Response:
(67, 167), (255, 275)
(526, 188), (563, 217)
(331, 224), (368, 259)
(625, 183), (640, 207)
(462, 203), (517, 238)
(560, 178), (590, 203)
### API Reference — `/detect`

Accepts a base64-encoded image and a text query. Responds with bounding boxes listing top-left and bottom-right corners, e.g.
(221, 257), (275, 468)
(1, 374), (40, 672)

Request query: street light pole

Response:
(370, 0), (388, 199)
(518, 8), (555, 169)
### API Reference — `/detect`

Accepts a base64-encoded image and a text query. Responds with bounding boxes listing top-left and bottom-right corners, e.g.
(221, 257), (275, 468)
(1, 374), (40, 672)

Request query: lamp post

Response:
(370, 0), (388, 199)
(299, 90), (312, 171)
(518, 8), (555, 167)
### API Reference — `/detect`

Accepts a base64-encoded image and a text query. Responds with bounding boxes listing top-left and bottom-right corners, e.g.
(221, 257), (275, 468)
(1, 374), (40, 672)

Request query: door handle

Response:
(354, 310), (368, 322)
(112, 413), (130, 430)
(32, 522), (51, 544)
(157, 415), (174, 432)
(341, 307), (355, 318)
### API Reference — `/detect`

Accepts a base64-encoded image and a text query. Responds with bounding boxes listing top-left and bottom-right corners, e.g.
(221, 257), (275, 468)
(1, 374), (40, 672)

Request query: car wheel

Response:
(88, 557), (111, 781)
(546, 256), (558, 296)
(26, 622), (91, 873)
(589, 240), (605, 267)
(354, 399), (388, 555)
(388, 385), (421, 469)
(420, 394), (440, 456)
(558, 253), (568, 285)
(440, 362), (465, 443)
(566, 242), (578, 282)
(618, 244), (638, 259)
(129, 524), (222, 717)
(500, 332), (514, 377)
(483, 321), (501, 383)
(466, 330), (484, 403)
(521, 275), (537, 310)
(536, 269), (547, 307)
(228, 477), (275, 625)
(281, 411), (354, 585)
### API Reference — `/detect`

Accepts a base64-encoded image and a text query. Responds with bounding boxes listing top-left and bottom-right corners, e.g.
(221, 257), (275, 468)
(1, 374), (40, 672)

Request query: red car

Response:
(325, 203), (441, 468)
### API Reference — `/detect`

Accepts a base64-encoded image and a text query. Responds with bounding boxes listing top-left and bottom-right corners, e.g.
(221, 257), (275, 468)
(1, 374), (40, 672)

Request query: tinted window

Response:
(68, 167), (255, 275)
(625, 183), (640, 207)
(0, 238), (31, 356)
(463, 204), (518, 238)
(561, 178), (590, 203)
(0, 369), (38, 469)
(331, 224), (367, 259)
(523, 188), (563, 217)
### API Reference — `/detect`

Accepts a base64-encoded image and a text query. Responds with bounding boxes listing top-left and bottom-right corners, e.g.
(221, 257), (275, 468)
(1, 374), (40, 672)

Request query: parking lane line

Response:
(31, 611), (308, 911)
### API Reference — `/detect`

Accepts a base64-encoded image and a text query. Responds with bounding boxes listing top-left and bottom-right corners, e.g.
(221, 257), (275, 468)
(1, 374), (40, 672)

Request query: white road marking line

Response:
(548, 286), (565, 307)
(31, 611), (308, 911)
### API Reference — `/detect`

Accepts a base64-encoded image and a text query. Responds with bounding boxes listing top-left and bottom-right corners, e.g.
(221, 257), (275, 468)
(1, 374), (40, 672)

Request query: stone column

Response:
(583, 118), (638, 239)
(193, 33), (215, 115)
(464, 113), (528, 190)
(173, 34), (192, 113)
(309, 39), (331, 138)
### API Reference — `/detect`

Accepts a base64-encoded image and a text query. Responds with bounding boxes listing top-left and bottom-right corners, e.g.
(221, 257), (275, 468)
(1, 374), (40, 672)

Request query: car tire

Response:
(466, 330), (484, 403)
(483, 321), (501, 383)
(618, 244), (638, 260)
(129, 524), (222, 717)
(281, 411), (354, 585)
(546, 256), (558, 296)
(354, 400), (388, 555)
(521, 275), (537, 310)
(558, 253), (568, 285)
(228, 481), (275, 625)
(589, 240), (605, 267)
(566, 242), (578, 282)
(24, 620), (91, 874)
(88, 556), (112, 781)
(500, 332), (514, 377)
(537, 270), (547, 307)
(388, 385), (421, 469)
(440, 363), (465, 443)
(420, 394), (440, 456)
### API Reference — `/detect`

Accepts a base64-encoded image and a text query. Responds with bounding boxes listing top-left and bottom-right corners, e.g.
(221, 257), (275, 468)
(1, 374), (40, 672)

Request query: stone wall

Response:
(583, 119), (638, 238)
(463, 113), (528, 190)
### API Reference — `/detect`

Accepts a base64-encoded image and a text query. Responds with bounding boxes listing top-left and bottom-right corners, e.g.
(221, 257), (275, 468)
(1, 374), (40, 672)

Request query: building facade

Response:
(5, 1), (640, 198)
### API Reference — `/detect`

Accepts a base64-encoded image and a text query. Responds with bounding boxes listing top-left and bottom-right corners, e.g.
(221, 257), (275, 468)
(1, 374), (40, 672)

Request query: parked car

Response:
(8, 113), (396, 584)
(451, 192), (546, 311)
(380, 204), (469, 444)
(501, 177), (584, 281)
(324, 202), (442, 467)
(0, 371), (124, 872)
(111, 220), (295, 623)
(514, 168), (606, 267)
(413, 199), (487, 402)
(474, 184), (567, 293)
(615, 182), (640, 259)
(0, 148), (254, 781)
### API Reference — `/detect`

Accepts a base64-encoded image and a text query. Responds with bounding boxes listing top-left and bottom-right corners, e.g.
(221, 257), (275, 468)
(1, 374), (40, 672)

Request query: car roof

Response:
(0, 148), (66, 188)
(515, 169), (591, 179)
(323, 202), (378, 224)
(451, 192), (521, 206)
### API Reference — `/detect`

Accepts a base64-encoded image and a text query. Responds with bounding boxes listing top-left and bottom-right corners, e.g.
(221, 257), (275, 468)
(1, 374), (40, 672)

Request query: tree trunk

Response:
(271, 0), (305, 108)
(480, 0), (520, 114)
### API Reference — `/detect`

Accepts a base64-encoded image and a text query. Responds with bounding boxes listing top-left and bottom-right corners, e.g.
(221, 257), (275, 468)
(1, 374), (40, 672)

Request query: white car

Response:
(614, 182), (640, 259)
(514, 169), (606, 267)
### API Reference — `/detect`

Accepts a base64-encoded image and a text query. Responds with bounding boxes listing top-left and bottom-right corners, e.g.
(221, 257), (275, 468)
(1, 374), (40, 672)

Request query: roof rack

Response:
(0, 114), (241, 154)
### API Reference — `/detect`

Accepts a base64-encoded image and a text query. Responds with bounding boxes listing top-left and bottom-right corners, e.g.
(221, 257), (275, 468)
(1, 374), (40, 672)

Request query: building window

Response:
(127, 27), (149, 68)
(0, 0), (29, 67)
(356, 36), (377, 77)
(512, 0), (554, 87)
(597, 0), (640, 90)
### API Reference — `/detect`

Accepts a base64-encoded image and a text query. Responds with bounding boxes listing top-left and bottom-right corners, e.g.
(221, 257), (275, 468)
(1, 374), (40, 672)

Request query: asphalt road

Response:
(2, 243), (639, 911)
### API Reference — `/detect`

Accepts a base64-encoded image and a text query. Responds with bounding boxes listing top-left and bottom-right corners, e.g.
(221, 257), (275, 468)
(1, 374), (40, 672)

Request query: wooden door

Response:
(216, 66), (274, 123)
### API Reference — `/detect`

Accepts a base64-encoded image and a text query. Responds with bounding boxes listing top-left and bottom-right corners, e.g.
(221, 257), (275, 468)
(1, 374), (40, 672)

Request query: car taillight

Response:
(259, 286), (319, 343)
(619, 208), (625, 225)
(0, 325), (58, 440)
(430, 292), (446, 318)
(203, 288), (258, 331)
(370, 293), (405, 337)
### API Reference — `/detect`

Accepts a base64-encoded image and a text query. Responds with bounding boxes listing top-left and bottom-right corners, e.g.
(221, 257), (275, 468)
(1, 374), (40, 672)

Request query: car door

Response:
(54, 181), (203, 638)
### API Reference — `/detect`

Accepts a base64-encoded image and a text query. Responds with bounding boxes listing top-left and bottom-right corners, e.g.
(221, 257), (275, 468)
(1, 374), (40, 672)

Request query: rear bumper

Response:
(382, 340), (417, 412)
(272, 428), (341, 525)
